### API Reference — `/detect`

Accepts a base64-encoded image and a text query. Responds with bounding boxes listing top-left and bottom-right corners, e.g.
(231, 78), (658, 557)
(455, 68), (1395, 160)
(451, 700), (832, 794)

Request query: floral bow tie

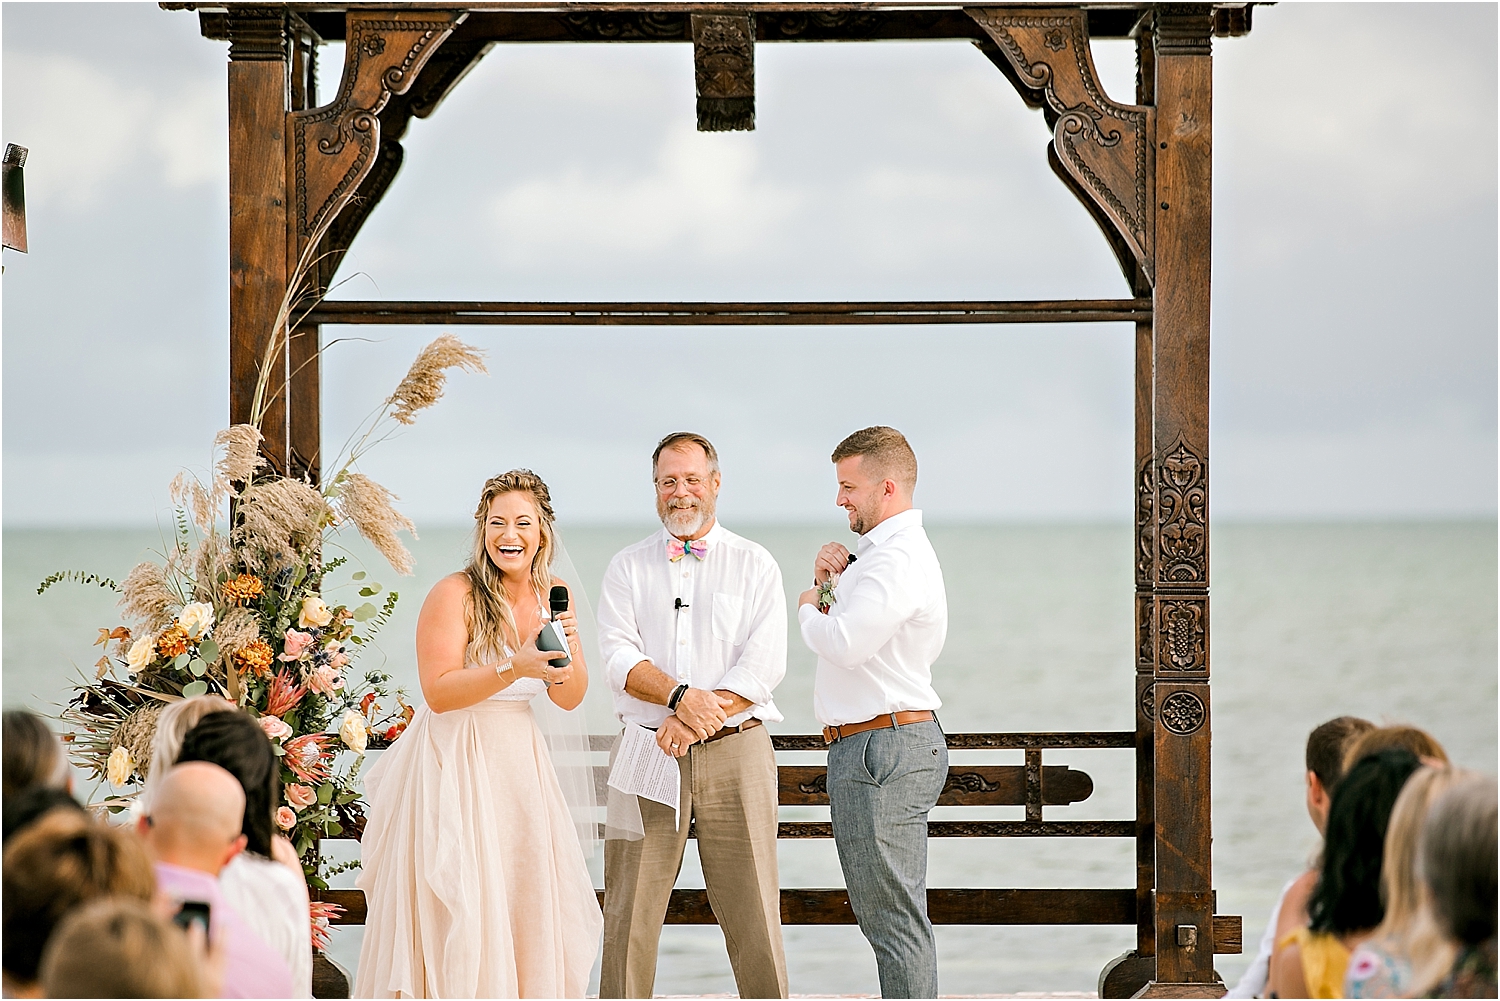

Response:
(667, 538), (708, 562)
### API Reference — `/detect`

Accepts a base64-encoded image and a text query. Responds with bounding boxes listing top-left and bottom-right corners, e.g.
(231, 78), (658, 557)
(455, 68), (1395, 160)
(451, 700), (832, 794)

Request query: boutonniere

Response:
(815, 575), (840, 613)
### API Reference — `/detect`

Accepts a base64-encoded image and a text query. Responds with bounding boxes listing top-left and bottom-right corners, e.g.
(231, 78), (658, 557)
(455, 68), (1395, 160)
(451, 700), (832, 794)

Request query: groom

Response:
(797, 426), (949, 998)
(597, 431), (789, 999)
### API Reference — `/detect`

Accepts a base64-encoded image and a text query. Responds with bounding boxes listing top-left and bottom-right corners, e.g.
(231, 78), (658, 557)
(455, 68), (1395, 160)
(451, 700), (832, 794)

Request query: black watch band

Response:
(667, 683), (689, 711)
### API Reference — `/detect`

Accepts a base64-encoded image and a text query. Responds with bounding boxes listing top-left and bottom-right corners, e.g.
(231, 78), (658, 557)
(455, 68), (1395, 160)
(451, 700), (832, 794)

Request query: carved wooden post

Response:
(1147, 3), (1215, 993)
(226, 9), (292, 471)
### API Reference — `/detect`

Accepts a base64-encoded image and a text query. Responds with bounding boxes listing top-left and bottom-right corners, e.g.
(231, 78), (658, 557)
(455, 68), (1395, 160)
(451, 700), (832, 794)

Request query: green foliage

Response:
(37, 570), (119, 595)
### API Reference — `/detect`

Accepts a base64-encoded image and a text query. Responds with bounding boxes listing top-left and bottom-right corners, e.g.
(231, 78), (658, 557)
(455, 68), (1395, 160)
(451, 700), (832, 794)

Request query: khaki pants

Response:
(601, 724), (787, 999)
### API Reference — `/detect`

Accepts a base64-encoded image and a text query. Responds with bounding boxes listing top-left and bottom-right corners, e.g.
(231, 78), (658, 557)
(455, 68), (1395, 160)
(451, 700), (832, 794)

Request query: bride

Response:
(355, 470), (603, 998)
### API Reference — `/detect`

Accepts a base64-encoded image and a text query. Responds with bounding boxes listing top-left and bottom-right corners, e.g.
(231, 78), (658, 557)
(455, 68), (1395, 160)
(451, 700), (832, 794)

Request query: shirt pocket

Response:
(711, 592), (747, 646)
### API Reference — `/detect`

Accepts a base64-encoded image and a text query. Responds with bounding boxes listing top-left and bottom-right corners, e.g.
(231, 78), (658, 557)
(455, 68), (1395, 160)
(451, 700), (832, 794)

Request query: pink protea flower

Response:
(283, 734), (333, 784)
(263, 671), (307, 718)
(279, 628), (314, 662)
(308, 900), (345, 952)
(275, 806), (297, 830)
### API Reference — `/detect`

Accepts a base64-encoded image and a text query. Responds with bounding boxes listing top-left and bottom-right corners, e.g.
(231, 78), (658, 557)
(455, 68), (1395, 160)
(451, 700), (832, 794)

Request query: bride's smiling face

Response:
(484, 492), (541, 577)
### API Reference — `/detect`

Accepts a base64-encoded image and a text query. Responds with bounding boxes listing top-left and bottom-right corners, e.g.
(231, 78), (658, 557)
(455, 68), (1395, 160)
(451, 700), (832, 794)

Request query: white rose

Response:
(126, 636), (156, 672)
(106, 746), (134, 787)
(339, 710), (368, 755)
(179, 602), (216, 641)
(298, 597), (333, 629)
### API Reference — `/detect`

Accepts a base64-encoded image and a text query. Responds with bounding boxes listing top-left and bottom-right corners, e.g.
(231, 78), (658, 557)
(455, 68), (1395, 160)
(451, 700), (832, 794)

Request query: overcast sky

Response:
(3, 2), (1495, 527)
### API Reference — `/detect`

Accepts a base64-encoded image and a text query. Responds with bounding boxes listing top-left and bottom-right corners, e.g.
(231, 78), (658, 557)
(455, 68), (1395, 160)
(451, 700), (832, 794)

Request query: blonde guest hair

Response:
(463, 470), (557, 666)
(1363, 766), (1461, 983)
(143, 695), (236, 805)
(39, 898), (203, 999)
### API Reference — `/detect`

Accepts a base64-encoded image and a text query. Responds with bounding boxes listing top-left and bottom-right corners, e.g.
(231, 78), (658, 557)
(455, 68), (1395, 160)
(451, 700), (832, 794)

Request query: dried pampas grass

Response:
(192, 536), (232, 604)
(215, 425), (266, 491)
(336, 473), (417, 575)
(120, 562), (177, 634)
(234, 478), (332, 574)
(385, 335), (487, 426)
(170, 473), (218, 534)
(110, 702), (164, 779)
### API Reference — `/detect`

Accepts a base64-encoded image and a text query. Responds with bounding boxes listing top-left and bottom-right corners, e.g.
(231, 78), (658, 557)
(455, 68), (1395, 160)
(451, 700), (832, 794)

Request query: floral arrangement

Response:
(48, 334), (486, 911)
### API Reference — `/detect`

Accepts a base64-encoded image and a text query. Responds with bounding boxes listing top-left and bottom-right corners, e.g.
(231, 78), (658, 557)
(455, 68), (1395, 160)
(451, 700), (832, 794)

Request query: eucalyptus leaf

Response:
(317, 783), (334, 805)
(326, 821), (343, 837)
(336, 791), (358, 805)
(182, 680), (208, 697)
(198, 639), (220, 662)
(173, 653), (191, 670)
(272, 744), (285, 757)
(188, 658), (207, 677)
(359, 586), (380, 597)
(351, 571), (366, 581)
(353, 603), (378, 622)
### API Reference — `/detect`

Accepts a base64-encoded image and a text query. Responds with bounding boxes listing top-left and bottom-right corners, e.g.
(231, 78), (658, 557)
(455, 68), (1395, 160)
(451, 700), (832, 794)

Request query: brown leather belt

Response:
(703, 717), (763, 744)
(822, 710), (937, 746)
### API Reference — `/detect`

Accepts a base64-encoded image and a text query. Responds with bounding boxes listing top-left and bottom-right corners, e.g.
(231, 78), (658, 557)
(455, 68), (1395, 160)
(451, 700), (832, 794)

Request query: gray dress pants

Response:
(826, 720), (948, 999)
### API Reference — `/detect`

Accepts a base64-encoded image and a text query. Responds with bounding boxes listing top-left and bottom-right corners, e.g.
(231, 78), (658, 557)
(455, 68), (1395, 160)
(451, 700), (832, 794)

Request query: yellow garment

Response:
(1277, 927), (1352, 999)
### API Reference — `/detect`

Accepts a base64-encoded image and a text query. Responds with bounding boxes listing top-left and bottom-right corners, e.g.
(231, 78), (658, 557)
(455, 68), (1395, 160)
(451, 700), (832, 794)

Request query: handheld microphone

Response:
(536, 585), (572, 668)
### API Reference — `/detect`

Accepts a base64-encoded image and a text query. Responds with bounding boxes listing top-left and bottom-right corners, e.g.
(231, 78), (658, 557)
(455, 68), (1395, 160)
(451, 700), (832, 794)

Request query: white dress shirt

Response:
(798, 508), (947, 727)
(598, 521), (786, 728)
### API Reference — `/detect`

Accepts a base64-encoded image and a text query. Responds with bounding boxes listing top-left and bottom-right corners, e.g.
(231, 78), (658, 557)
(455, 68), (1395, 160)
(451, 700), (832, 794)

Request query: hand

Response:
(656, 716), (698, 758)
(798, 587), (824, 612)
(552, 609), (584, 660)
(813, 542), (852, 584)
(511, 625), (572, 686)
(673, 687), (733, 739)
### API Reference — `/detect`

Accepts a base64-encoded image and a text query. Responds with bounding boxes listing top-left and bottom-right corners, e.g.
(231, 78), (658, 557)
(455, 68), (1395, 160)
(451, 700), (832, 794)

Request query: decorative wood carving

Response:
(1155, 435), (1207, 585)
(1137, 593), (1154, 673)
(1158, 691), (1205, 736)
(287, 11), (465, 266)
(1139, 680), (1156, 721)
(1136, 454), (1155, 589)
(561, 12), (687, 40)
(759, 11), (884, 38)
(1156, 597), (1207, 673)
(226, 8), (289, 61)
(693, 15), (755, 132)
(966, 7), (1155, 284)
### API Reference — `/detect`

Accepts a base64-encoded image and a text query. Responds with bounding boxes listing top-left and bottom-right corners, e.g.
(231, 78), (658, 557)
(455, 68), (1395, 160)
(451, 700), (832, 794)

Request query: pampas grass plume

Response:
(120, 562), (177, 634)
(215, 425), (266, 491)
(337, 473), (417, 575)
(234, 478), (332, 574)
(386, 335), (487, 426)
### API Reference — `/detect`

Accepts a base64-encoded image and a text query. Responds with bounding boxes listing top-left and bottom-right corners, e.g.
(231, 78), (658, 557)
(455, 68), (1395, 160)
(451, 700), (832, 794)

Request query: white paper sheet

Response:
(606, 723), (682, 829)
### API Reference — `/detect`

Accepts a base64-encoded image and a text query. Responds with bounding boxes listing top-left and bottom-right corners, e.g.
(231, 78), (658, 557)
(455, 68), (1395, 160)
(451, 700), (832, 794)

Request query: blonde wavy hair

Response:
(463, 470), (557, 666)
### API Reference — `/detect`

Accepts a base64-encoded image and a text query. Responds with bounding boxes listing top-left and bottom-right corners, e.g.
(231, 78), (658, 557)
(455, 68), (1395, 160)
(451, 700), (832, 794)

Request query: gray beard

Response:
(662, 502), (711, 538)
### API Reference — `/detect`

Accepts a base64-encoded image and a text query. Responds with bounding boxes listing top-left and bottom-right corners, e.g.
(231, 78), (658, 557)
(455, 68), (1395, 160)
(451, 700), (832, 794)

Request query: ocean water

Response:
(4, 521), (1495, 995)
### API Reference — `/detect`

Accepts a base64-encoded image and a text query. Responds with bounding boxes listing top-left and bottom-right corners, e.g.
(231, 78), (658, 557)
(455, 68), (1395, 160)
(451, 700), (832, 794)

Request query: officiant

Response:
(596, 431), (789, 1000)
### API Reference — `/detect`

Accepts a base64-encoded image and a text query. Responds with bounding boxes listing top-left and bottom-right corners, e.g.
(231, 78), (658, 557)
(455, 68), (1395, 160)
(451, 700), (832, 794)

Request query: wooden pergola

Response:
(165, 3), (1253, 996)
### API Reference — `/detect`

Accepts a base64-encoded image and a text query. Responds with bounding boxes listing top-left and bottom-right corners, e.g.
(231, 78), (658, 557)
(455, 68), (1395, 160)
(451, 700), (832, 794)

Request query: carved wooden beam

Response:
(285, 10), (466, 283)
(967, 7), (1155, 287)
(693, 14), (756, 131)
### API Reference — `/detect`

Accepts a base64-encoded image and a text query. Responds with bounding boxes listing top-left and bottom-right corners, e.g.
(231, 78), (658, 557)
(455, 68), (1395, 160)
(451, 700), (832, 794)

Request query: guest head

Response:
(38, 897), (202, 999)
(175, 711), (277, 859)
(1304, 715), (1375, 835)
(651, 432), (720, 540)
(2, 710), (69, 801)
(2, 810), (155, 996)
(138, 762), (248, 876)
(143, 695), (235, 807)
(1421, 771), (1497, 948)
(465, 469), (558, 661)
(1342, 724), (1448, 776)
(1307, 748), (1421, 937)
(830, 426), (918, 535)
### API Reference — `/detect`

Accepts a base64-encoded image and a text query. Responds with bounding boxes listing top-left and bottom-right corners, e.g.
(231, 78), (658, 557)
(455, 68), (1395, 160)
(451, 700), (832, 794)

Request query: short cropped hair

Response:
(2, 810), (155, 985)
(1342, 725), (1448, 778)
(1421, 771), (1498, 947)
(39, 897), (202, 999)
(831, 426), (917, 493)
(1306, 715), (1375, 791)
(652, 432), (719, 475)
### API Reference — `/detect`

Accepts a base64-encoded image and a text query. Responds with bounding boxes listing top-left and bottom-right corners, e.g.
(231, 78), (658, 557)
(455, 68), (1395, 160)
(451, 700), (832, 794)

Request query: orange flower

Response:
(155, 625), (190, 660)
(221, 573), (265, 605)
(234, 639), (274, 679)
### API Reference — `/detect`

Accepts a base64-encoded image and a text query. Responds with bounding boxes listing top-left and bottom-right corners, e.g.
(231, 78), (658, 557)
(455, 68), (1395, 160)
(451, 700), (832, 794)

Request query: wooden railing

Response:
(314, 730), (1240, 955)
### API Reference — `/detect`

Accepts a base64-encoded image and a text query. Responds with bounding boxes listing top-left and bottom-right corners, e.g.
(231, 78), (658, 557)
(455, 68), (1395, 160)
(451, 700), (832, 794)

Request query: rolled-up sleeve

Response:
(716, 555), (787, 706)
(596, 555), (650, 694)
(798, 551), (915, 669)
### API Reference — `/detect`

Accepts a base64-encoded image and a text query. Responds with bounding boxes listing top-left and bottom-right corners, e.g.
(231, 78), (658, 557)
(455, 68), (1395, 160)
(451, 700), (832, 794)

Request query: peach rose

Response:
(279, 629), (314, 661)
(275, 806), (297, 830)
(298, 597), (333, 629)
(284, 783), (317, 811)
(259, 715), (292, 741)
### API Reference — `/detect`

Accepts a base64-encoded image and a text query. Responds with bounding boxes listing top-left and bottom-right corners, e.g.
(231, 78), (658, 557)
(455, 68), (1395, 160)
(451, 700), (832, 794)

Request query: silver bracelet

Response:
(494, 658), (514, 682)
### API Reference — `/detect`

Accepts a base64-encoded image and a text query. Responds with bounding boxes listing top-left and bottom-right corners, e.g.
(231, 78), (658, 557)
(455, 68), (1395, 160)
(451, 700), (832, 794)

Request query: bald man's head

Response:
(138, 761), (247, 875)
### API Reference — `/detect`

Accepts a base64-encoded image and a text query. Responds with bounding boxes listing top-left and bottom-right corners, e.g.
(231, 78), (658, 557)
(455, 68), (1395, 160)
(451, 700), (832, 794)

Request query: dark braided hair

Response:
(1308, 748), (1421, 935)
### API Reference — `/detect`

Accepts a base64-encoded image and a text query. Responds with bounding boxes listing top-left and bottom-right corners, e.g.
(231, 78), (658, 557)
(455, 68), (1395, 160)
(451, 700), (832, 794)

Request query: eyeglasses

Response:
(655, 475), (705, 493)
